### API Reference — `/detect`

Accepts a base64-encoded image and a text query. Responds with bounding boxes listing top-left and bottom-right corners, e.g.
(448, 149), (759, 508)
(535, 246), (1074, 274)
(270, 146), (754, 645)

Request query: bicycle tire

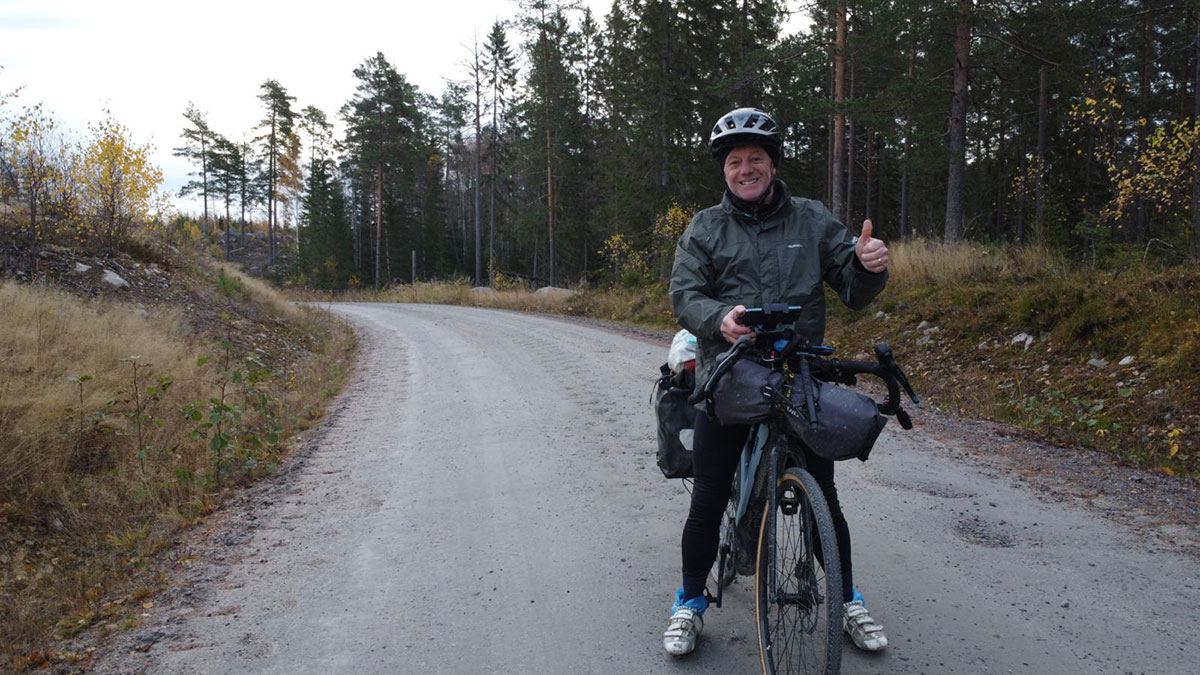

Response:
(755, 466), (843, 675)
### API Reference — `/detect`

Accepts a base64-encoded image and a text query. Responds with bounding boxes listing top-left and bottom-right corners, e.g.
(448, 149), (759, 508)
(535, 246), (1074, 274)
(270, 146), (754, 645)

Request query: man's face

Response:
(723, 145), (775, 202)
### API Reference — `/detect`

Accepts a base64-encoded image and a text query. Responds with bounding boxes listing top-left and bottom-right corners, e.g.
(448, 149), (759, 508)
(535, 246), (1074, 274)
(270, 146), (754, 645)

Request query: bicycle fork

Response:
(764, 441), (822, 613)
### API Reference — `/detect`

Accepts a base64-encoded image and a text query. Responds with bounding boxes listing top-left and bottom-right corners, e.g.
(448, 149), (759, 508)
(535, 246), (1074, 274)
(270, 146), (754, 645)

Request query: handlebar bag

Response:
(712, 359), (784, 427)
(782, 377), (887, 462)
(654, 365), (696, 478)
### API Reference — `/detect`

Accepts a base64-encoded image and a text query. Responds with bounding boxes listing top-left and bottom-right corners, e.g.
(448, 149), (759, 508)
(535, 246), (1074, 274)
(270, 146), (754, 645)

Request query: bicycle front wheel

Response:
(755, 466), (843, 675)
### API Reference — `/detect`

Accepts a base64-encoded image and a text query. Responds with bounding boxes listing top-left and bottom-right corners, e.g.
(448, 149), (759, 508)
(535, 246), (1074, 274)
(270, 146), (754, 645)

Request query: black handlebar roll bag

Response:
(782, 377), (887, 462)
(654, 365), (696, 478)
(712, 359), (784, 426)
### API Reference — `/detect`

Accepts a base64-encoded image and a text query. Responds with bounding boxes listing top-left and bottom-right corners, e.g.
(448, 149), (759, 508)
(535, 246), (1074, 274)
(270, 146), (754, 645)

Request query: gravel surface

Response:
(85, 303), (1198, 674)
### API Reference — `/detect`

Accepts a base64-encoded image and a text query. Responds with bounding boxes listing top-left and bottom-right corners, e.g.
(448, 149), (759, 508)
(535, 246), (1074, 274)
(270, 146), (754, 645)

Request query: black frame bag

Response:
(653, 364), (696, 478)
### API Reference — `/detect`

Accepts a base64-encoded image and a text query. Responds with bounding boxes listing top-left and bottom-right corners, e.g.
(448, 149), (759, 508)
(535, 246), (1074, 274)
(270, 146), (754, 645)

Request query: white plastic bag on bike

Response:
(667, 329), (697, 373)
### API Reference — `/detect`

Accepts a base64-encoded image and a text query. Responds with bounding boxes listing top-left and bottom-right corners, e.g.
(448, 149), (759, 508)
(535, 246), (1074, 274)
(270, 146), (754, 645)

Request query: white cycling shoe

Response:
(843, 599), (888, 651)
(664, 589), (708, 656)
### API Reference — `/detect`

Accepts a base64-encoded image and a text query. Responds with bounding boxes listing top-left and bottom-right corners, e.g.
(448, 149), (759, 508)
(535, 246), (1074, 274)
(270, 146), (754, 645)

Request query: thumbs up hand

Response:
(855, 219), (888, 273)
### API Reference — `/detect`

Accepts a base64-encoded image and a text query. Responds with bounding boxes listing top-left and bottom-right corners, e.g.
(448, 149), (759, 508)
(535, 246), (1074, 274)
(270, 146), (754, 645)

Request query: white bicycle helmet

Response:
(709, 107), (782, 165)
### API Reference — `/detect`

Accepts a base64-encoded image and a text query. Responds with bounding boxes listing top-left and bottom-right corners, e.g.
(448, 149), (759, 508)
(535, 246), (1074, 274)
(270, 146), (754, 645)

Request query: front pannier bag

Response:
(654, 364), (696, 478)
(782, 377), (887, 462)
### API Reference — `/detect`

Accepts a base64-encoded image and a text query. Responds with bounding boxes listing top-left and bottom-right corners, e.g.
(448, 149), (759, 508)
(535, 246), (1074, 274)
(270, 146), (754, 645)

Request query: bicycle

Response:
(687, 304), (919, 674)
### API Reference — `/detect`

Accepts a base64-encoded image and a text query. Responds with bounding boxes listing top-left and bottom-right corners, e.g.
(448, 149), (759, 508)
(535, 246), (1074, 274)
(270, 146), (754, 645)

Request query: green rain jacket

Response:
(669, 180), (888, 391)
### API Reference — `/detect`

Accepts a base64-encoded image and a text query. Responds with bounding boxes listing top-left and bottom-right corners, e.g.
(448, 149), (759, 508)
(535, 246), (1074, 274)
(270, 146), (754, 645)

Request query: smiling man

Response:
(663, 107), (891, 658)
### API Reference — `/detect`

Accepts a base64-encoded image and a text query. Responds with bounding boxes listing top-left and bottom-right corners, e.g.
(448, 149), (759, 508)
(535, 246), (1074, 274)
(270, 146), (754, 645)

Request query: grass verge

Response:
(0, 261), (355, 668)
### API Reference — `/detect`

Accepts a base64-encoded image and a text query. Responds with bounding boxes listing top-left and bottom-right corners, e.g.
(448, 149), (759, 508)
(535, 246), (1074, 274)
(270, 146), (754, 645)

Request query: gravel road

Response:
(92, 303), (1198, 674)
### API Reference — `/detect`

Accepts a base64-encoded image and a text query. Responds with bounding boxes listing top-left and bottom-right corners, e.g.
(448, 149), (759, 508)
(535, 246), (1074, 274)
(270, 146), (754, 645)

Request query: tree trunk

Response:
(490, 72), (499, 287)
(1034, 62), (1049, 243)
(541, 18), (557, 287)
(831, 3), (847, 222)
(996, 111), (1008, 241)
(944, 0), (972, 244)
(1193, 9), (1200, 253)
(846, 55), (856, 225)
(1016, 140), (1027, 241)
(239, 144), (247, 250)
(659, 0), (670, 189)
(474, 49), (483, 287)
(1135, 5), (1152, 243)
(864, 128), (873, 222)
(201, 136), (209, 229)
(375, 165), (382, 290)
(268, 110), (276, 266)
(901, 41), (915, 238)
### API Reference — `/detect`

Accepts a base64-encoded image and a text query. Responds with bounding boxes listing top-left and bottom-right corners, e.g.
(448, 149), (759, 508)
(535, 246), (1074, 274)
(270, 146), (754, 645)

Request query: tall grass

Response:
(217, 263), (304, 320)
(0, 284), (204, 496)
(887, 238), (1061, 288)
(0, 271), (355, 664)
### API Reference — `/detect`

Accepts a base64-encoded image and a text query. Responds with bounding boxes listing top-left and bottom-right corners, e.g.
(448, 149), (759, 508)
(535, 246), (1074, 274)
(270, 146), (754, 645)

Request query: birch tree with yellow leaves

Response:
(75, 112), (169, 248)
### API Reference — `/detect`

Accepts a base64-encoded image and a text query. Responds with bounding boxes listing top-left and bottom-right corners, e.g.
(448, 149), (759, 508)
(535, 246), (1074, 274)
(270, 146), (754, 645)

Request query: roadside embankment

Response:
(0, 242), (355, 668)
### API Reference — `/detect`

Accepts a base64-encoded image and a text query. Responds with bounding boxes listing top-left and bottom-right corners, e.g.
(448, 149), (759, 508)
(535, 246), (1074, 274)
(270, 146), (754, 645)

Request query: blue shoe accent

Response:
(672, 588), (709, 615)
(851, 588), (865, 606)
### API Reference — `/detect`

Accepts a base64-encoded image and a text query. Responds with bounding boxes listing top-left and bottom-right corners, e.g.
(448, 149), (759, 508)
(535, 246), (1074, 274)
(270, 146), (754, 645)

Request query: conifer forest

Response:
(168, 0), (1200, 289)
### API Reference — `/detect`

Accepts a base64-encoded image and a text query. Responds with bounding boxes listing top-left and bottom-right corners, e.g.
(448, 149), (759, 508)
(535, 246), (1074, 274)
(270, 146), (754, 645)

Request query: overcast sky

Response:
(1, 0), (804, 216)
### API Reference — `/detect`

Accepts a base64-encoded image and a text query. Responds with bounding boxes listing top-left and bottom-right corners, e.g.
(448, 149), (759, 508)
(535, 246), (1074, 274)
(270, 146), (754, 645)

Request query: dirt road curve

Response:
(93, 303), (1197, 674)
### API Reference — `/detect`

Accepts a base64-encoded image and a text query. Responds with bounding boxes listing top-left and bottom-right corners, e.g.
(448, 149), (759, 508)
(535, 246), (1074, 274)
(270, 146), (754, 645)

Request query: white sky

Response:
(1, 0), (806, 216)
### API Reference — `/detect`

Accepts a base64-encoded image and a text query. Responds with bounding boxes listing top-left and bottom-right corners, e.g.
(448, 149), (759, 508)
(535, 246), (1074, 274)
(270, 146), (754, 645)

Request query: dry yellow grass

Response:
(0, 272), (355, 665)
(217, 263), (305, 321)
(888, 238), (1059, 288)
(0, 283), (206, 497)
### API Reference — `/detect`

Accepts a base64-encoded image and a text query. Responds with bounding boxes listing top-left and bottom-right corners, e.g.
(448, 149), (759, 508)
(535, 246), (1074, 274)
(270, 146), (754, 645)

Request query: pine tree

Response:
(254, 80), (297, 265)
(209, 133), (240, 254)
(485, 20), (519, 285)
(175, 102), (214, 227)
(340, 52), (426, 288)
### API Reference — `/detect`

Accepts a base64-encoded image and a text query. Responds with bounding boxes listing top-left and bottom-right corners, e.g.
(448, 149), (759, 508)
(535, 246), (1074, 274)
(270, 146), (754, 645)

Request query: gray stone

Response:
(1011, 333), (1034, 351)
(916, 335), (934, 346)
(533, 286), (574, 300)
(102, 269), (130, 289)
(1118, 356), (1135, 366)
(875, 311), (888, 320)
(917, 320), (931, 330)
(74, 263), (92, 274)
(1087, 358), (1108, 368)
(923, 326), (940, 335)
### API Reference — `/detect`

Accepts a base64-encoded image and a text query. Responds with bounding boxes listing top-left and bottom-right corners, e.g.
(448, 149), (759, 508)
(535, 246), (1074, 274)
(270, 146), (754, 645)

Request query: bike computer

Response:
(737, 303), (802, 329)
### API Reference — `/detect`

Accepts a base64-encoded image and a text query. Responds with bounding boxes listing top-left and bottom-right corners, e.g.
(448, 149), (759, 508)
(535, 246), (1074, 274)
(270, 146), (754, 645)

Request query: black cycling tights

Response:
(681, 411), (853, 602)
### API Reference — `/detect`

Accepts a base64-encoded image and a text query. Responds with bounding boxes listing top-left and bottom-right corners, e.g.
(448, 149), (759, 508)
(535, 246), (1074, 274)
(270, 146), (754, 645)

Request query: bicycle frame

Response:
(711, 419), (800, 609)
(735, 424), (769, 524)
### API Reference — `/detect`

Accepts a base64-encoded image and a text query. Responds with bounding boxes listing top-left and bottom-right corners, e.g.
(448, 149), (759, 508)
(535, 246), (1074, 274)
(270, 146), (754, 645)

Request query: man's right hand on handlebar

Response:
(721, 305), (754, 344)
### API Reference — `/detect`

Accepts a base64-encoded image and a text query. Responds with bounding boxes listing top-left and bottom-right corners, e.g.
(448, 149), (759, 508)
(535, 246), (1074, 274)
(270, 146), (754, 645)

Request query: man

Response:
(663, 107), (890, 657)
